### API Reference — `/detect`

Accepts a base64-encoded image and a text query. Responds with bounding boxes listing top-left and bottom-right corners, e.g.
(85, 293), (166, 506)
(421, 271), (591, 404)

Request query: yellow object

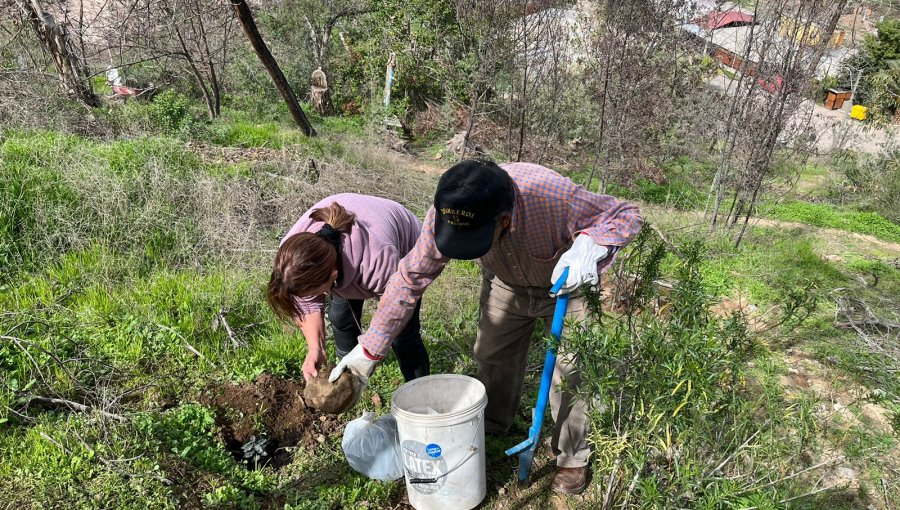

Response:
(850, 105), (868, 121)
(779, 17), (845, 47)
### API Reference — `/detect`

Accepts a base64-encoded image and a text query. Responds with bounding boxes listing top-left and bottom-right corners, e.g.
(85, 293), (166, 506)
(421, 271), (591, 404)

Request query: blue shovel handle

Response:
(505, 268), (570, 481)
(549, 269), (570, 342)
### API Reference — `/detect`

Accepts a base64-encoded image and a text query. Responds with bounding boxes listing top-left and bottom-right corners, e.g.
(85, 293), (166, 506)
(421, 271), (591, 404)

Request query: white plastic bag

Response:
(341, 411), (403, 481)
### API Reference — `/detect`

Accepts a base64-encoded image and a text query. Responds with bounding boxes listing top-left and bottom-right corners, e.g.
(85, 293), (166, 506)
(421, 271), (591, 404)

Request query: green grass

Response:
(768, 201), (900, 243)
(568, 155), (713, 211)
(201, 107), (367, 149)
(0, 130), (212, 278)
(665, 226), (846, 304)
(205, 119), (304, 148)
(0, 238), (424, 508)
(0, 416), (177, 508)
(792, 163), (834, 197)
(605, 178), (706, 210)
(0, 124), (440, 508)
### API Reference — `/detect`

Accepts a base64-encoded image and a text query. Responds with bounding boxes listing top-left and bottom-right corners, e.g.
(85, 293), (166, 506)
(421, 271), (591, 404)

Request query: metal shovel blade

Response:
(505, 426), (537, 482)
(516, 443), (537, 482)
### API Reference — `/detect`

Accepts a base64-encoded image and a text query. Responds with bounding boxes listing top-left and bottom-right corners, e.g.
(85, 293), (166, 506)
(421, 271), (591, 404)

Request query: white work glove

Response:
(550, 234), (609, 297)
(328, 343), (382, 387)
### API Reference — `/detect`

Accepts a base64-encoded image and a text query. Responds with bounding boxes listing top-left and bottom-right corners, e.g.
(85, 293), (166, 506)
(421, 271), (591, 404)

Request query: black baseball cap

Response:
(433, 160), (514, 260)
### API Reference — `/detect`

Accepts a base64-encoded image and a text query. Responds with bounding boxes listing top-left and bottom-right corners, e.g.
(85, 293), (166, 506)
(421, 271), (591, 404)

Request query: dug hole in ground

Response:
(200, 367), (490, 510)
(199, 375), (336, 468)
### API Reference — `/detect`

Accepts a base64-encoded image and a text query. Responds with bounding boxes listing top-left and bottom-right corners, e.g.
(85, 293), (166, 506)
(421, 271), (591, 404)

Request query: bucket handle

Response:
(404, 412), (484, 485)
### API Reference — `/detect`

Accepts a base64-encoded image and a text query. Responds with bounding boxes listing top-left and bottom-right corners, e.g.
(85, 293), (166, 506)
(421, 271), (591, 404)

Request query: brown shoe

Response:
(551, 466), (589, 495)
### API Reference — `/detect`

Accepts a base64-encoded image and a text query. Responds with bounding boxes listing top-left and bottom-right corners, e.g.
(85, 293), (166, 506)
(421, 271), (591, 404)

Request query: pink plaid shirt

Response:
(359, 162), (643, 356)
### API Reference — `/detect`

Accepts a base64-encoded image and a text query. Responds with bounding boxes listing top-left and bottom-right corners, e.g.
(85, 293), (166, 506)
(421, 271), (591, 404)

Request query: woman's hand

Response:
(295, 311), (328, 382)
(302, 346), (327, 382)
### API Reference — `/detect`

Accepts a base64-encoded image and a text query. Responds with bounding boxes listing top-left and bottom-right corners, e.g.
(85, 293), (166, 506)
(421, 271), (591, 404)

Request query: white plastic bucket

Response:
(391, 374), (487, 510)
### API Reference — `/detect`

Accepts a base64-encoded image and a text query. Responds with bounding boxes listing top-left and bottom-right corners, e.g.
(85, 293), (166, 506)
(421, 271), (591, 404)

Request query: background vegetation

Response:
(1, 0), (898, 508)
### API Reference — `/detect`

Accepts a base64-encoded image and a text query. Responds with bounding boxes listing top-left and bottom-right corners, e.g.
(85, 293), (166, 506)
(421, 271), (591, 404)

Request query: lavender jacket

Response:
(280, 193), (422, 316)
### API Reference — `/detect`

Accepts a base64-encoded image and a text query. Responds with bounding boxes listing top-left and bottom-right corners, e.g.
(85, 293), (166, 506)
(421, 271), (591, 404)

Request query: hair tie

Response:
(316, 223), (342, 249)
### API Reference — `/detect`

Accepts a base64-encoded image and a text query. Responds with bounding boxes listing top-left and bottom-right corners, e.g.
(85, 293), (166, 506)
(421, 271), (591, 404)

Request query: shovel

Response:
(505, 267), (570, 484)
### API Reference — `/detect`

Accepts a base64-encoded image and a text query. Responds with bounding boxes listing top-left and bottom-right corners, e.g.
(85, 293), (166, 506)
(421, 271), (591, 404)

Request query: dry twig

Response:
(72, 427), (172, 485)
(739, 455), (845, 495)
(215, 308), (242, 349)
(833, 290), (900, 366)
(25, 395), (128, 422)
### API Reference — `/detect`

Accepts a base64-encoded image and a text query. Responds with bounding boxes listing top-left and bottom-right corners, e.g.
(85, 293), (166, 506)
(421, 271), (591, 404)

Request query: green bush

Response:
(816, 75), (839, 102)
(841, 18), (900, 121)
(148, 90), (196, 134)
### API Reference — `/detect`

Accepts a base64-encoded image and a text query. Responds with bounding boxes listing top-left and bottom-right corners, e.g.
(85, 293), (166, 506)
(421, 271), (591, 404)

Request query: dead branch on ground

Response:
(24, 395), (128, 422)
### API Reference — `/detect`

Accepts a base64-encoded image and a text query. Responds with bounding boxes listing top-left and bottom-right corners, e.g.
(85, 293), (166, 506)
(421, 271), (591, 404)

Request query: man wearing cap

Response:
(331, 160), (643, 494)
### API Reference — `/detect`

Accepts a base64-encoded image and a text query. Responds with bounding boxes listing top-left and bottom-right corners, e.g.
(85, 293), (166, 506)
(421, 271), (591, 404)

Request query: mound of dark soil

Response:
(200, 373), (344, 469)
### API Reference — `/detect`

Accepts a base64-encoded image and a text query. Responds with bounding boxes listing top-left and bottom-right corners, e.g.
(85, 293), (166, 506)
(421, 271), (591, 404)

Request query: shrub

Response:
(567, 230), (818, 506)
(148, 90), (196, 134)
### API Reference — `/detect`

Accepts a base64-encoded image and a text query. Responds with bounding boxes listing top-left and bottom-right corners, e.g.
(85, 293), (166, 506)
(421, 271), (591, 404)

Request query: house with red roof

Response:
(692, 10), (756, 31)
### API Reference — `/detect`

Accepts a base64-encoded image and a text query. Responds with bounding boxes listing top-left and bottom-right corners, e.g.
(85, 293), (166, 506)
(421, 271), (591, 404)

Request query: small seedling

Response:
(241, 435), (269, 466)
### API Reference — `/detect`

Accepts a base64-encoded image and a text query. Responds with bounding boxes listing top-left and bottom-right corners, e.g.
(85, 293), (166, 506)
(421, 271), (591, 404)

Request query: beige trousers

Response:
(474, 270), (590, 468)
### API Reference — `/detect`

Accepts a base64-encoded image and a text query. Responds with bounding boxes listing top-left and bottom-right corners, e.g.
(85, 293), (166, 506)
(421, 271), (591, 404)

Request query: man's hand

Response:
(551, 234), (609, 297)
(302, 347), (327, 382)
(328, 343), (383, 386)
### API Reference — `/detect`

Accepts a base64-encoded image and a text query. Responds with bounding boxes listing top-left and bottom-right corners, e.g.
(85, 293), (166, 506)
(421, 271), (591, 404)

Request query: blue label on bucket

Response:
(425, 443), (442, 458)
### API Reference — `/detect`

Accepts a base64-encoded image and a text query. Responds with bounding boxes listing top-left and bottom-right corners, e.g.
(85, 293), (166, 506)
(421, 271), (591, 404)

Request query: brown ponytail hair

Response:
(267, 202), (356, 322)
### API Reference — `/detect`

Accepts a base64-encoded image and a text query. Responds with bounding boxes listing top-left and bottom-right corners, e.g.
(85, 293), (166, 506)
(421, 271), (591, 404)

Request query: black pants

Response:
(329, 296), (430, 382)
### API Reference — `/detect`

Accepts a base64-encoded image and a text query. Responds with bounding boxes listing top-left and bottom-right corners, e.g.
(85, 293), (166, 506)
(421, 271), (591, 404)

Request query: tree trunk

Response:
(515, 1), (529, 162)
(165, 7), (217, 119)
(807, 0), (849, 73)
(708, 0), (761, 229)
(208, 60), (221, 118)
(192, 4), (222, 117)
(383, 51), (396, 107)
(734, 175), (764, 249)
(15, 0), (100, 107)
(585, 29), (614, 192)
(460, 86), (481, 160)
(310, 68), (334, 116)
(232, 0), (315, 136)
